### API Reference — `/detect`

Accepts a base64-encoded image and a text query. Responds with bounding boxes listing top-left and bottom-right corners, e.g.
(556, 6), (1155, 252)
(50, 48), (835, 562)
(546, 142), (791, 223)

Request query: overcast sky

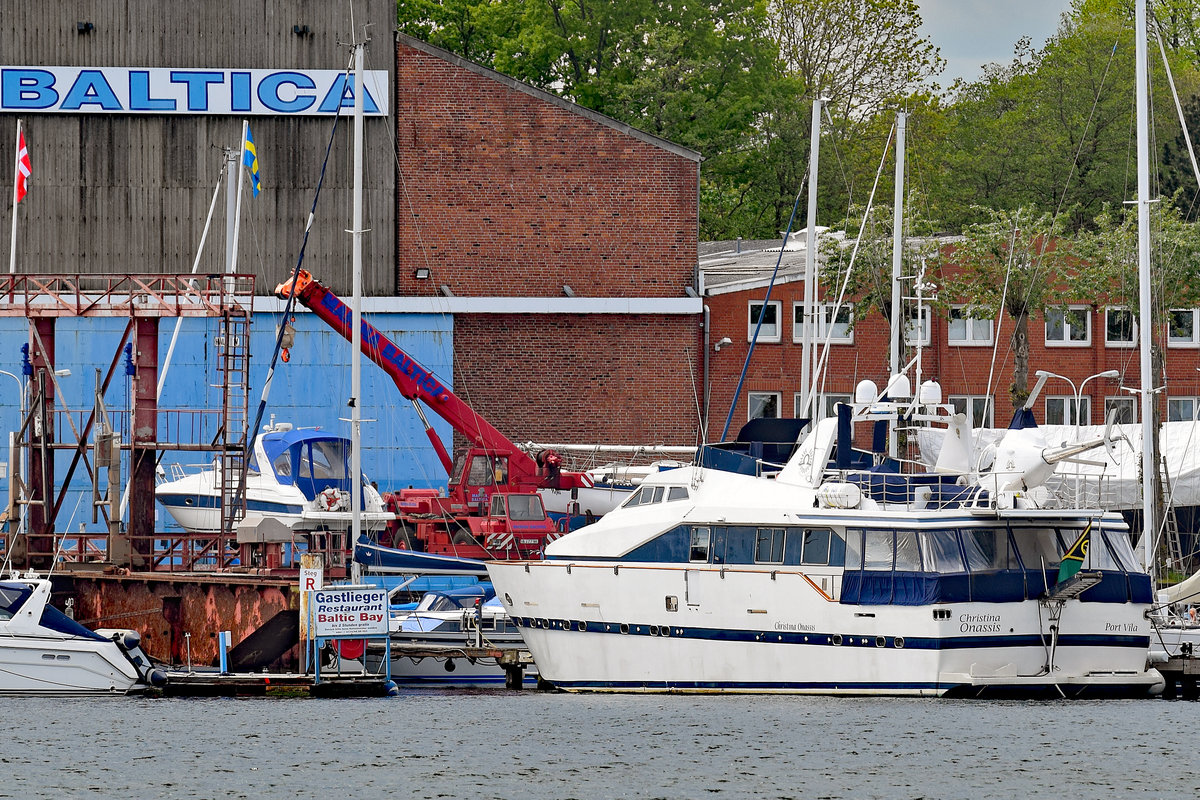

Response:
(917, 0), (1076, 86)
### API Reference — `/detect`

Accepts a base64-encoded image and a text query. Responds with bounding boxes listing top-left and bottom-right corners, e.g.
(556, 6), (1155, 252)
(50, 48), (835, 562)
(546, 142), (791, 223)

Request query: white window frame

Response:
(748, 391), (781, 421)
(748, 300), (781, 343)
(1104, 307), (1136, 348)
(948, 395), (994, 428)
(1045, 306), (1091, 347)
(947, 306), (993, 346)
(1168, 309), (1200, 348)
(1045, 395), (1090, 426)
(793, 303), (854, 345)
(1104, 396), (1136, 425)
(798, 392), (851, 420)
(1168, 396), (1200, 422)
(905, 307), (931, 346)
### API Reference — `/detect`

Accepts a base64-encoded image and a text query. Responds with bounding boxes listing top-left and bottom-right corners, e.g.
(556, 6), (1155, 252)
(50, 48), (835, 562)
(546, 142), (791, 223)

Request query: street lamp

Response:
(1034, 368), (1120, 428)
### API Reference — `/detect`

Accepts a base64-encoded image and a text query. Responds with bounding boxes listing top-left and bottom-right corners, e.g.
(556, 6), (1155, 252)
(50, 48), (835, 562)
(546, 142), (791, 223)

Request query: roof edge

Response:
(396, 33), (702, 164)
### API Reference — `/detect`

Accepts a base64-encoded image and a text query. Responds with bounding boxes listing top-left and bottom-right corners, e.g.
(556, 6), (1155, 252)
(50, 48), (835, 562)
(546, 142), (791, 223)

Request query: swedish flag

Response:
(243, 126), (261, 197)
(1057, 522), (1092, 583)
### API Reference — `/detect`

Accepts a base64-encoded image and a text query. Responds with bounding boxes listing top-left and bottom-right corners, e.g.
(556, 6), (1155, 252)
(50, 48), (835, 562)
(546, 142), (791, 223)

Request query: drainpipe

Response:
(703, 304), (711, 443)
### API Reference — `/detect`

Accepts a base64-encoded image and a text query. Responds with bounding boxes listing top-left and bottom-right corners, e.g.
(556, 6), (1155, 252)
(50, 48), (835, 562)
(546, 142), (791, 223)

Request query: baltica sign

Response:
(1, 67), (389, 116)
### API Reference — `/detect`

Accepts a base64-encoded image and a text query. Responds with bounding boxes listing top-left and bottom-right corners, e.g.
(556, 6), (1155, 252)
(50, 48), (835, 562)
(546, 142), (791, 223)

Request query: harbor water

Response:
(6, 692), (1198, 799)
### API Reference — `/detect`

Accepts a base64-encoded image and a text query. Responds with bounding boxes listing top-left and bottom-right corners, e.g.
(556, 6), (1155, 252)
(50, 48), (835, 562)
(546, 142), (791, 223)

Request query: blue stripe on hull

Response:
(512, 617), (1150, 651)
(158, 495), (304, 515)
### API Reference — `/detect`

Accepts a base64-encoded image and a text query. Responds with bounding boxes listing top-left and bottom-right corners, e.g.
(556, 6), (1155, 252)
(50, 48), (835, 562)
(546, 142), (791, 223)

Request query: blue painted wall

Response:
(0, 309), (454, 533)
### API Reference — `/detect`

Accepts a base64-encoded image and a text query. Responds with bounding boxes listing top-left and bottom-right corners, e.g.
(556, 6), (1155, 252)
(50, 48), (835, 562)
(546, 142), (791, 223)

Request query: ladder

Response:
(1160, 455), (1184, 576)
(218, 308), (251, 545)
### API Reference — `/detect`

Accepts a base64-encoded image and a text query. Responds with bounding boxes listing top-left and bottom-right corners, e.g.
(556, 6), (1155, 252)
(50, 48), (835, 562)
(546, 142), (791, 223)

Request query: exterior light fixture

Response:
(414, 268), (430, 279)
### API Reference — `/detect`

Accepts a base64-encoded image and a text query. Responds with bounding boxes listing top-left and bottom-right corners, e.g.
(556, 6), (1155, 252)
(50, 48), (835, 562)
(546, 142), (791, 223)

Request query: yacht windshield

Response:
(0, 583), (32, 619)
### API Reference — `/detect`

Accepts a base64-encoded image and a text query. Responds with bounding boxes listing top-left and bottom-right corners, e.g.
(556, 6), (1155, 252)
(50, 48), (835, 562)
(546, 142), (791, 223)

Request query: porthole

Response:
(620, 623), (630, 635)
(661, 627), (670, 637)
(832, 634), (843, 646)
(895, 636), (905, 649)
(650, 625), (660, 636)
(876, 636), (886, 648)
(578, 621), (588, 632)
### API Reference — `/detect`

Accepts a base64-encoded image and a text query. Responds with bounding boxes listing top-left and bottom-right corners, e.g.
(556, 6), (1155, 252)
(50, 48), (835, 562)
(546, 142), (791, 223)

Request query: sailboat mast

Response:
(889, 111), (906, 459)
(1135, 0), (1156, 576)
(350, 38), (366, 565)
(799, 99), (823, 414)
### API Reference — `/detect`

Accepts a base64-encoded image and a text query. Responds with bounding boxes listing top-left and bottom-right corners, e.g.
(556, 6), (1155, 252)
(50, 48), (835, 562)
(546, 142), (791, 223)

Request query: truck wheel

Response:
(452, 530), (476, 546)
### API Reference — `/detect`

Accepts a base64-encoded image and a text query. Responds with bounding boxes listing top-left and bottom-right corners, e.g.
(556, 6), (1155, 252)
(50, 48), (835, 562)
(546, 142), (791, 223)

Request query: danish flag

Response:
(14, 131), (31, 203)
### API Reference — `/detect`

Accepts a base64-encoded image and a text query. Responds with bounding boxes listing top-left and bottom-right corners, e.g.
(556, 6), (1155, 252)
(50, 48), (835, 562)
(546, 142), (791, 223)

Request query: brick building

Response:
(702, 236), (1200, 434)
(392, 36), (705, 452)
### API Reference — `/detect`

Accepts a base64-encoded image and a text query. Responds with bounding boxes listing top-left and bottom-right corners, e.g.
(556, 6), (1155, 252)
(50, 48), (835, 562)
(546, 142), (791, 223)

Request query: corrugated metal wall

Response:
(0, 0), (396, 297)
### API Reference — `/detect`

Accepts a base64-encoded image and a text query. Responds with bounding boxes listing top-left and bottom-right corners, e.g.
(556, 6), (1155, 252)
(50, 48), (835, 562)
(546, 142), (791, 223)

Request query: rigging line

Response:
(1154, 25), (1200, 205)
(719, 179), (807, 442)
(820, 104), (854, 212)
(807, 122), (897, 420)
(981, 224), (1019, 433)
(1053, 36), (1122, 221)
(245, 48), (356, 473)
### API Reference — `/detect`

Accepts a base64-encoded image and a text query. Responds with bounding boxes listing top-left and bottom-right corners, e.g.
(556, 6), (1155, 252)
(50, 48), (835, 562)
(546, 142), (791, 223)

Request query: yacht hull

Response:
(489, 561), (1163, 697)
(0, 636), (145, 696)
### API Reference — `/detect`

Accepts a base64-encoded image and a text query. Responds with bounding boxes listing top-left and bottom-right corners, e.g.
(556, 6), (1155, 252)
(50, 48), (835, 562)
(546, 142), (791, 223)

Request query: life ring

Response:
(318, 487), (345, 512)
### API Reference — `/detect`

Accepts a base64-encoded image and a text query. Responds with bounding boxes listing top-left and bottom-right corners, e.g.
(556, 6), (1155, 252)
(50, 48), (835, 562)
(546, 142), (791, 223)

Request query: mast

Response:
(350, 36), (366, 580)
(1135, 0), (1156, 576)
(799, 99), (823, 413)
(889, 111), (906, 458)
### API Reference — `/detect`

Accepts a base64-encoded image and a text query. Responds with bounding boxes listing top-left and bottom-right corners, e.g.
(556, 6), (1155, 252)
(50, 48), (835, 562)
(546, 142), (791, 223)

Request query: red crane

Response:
(275, 269), (590, 561)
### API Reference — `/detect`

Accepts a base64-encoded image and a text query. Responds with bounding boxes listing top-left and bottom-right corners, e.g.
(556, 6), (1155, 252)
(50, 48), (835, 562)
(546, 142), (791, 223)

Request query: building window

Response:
(1045, 395), (1090, 425)
(793, 303), (854, 344)
(749, 391), (780, 420)
(748, 301), (781, 343)
(1168, 396), (1199, 421)
(797, 392), (851, 419)
(905, 307), (931, 346)
(1168, 309), (1200, 347)
(947, 306), (993, 346)
(1045, 306), (1091, 346)
(949, 395), (994, 428)
(1105, 307), (1136, 347)
(1105, 396), (1136, 424)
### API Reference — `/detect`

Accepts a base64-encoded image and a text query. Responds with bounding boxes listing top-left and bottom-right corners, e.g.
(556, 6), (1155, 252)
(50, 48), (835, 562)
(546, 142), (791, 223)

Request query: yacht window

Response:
(623, 486), (653, 507)
(800, 528), (832, 565)
(755, 528), (785, 564)
(1013, 527), (1063, 569)
(1103, 528), (1138, 571)
(307, 440), (348, 481)
(273, 452), (292, 478)
(667, 486), (689, 502)
(507, 495), (547, 522)
(862, 531), (894, 571)
(919, 530), (966, 573)
(962, 527), (1017, 571)
(895, 531), (921, 571)
(0, 584), (32, 619)
(690, 527), (711, 563)
(652, 486), (665, 503)
(844, 530), (864, 570)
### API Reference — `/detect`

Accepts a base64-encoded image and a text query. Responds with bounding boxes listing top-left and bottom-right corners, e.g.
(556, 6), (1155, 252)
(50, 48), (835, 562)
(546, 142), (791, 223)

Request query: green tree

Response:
(936, 207), (1070, 407)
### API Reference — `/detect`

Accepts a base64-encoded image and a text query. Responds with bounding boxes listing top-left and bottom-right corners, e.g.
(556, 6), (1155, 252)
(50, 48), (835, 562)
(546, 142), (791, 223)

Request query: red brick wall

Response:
(453, 314), (703, 453)
(394, 39), (698, 298)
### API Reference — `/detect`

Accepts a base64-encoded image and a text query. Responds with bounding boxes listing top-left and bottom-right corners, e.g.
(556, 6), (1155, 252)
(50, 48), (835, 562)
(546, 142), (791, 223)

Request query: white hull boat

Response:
(156, 422), (392, 534)
(489, 380), (1164, 697)
(0, 576), (165, 696)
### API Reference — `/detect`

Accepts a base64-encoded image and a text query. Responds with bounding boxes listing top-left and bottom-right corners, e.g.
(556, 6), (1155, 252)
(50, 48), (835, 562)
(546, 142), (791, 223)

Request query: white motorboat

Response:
(0, 575), (165, 696)
(360, 584), (536, 688)
(156, 422), (392, 534)
(488, 378), (1164, 697)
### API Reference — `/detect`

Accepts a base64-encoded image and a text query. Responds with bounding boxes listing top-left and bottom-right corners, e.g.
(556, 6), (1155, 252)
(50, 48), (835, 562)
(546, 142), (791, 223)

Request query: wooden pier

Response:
(1158, 656), (1200, 699)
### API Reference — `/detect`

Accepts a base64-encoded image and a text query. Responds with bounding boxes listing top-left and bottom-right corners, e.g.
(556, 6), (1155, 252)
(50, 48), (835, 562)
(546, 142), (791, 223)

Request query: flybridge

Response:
(0, 67), (389, 116)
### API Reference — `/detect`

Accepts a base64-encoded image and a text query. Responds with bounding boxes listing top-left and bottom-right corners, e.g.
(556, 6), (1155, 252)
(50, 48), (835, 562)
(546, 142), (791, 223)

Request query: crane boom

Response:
(275, 269), (588, 491)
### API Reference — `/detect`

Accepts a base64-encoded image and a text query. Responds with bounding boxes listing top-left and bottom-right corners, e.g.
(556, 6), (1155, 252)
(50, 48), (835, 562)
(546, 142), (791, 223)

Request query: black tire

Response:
(393, 522), (416, 550)
(452, 529), (477, 546)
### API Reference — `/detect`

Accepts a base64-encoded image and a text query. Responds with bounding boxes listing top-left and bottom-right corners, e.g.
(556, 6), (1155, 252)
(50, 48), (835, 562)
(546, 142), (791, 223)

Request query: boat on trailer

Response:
(488, 378), (1164, 697)
(156, 422), (392, 535)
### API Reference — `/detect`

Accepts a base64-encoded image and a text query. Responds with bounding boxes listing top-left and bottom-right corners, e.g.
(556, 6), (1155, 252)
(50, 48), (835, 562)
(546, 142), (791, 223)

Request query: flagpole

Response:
(9, 118), (22, 275)
(229, 119), (248, 275)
